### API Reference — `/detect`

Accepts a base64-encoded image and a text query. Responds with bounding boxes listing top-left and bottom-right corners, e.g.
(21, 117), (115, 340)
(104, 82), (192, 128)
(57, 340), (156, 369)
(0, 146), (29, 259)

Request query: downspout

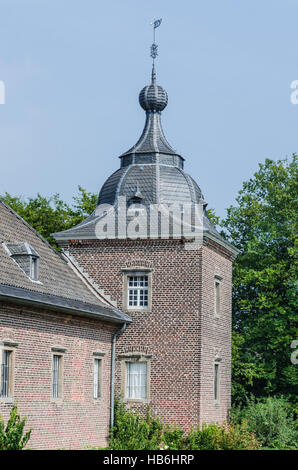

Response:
(110, 322), (127, 429)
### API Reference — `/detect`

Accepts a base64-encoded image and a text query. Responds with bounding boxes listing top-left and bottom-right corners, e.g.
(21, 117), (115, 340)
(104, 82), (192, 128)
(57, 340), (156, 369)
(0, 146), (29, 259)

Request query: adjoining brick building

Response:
(53, 63), (239, 429)
(0, 200), (131, 449)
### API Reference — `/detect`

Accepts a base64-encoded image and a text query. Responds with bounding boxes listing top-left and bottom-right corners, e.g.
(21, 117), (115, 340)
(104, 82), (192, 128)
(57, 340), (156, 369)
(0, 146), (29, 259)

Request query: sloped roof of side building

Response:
(0, 200), (131, 324)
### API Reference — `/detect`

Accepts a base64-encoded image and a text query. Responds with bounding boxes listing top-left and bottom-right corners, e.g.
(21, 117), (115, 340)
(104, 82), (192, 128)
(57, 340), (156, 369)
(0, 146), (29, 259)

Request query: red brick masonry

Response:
(67, 237), (233, 430)
(0, 303), (118, 450)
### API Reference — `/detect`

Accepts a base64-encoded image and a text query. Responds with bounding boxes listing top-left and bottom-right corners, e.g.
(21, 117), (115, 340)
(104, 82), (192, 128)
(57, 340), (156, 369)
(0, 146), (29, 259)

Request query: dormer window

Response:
(127, 198), (145, 216)
(127, 185), (145, 214)
(3, 242), (40, 282)
(128, 196), (143, 206)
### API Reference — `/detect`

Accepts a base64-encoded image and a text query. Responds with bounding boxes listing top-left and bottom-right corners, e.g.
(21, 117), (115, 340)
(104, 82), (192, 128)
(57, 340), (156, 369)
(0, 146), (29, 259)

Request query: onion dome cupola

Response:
(53, 21), (232, 244)
(97, 26), (205, 210)
(97, 61), (204, 208)
(118, 64), (185, 172)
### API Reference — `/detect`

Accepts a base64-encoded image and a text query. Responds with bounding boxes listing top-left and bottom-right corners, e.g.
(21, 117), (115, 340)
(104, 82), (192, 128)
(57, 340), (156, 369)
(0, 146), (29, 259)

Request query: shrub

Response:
(188, 423), (222, 450)
(187, 422), (260, 450)
(109, 400), (163, 450)
(0, 406), (31, 450)
(161, 426), (188, 450)
(230, 396), (298, 449)
(107, 400), (260, 450)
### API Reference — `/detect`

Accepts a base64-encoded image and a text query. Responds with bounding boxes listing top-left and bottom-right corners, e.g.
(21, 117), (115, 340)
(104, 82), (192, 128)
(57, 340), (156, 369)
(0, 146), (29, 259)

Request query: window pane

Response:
(31, 257), (38, 280)
(94, 359), (101, 398)
(126, 362), (147, 399)
(214, 364), (219, 400)
(215, 281), (220, 315)
(127, 275), (149, 308)
(52, 355), (60, 399)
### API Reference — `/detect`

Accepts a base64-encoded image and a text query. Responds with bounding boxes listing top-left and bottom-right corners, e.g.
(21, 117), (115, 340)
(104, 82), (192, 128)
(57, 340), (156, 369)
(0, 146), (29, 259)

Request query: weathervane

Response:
(150, 18), (162, 66)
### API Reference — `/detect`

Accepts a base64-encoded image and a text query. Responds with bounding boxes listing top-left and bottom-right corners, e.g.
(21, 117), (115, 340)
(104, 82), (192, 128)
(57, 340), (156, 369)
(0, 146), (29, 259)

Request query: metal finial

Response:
(151, 65), (156, 84)
(150, 18), (162, 73)
(150, 43), (158, 61)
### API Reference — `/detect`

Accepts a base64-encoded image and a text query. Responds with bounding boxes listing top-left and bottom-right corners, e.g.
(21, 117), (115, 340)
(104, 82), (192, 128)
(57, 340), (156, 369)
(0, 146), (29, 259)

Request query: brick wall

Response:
(198, 243), (232, 424)
(0, 302), (118, 450)
(67, 237), (233, 429)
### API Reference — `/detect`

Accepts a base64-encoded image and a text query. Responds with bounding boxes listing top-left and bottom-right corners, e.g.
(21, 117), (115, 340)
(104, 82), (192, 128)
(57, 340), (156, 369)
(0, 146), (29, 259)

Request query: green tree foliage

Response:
(222, 155), (298, 402)
(71, 186), (98, 226)
(206, 208), (220, 226)
(0, 186), (97, 250)
(0, 406), (31, 450)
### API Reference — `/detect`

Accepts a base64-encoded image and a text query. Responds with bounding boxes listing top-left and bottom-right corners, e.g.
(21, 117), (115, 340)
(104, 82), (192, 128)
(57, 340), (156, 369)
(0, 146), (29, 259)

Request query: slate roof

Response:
(52, 66), (238, 256)
(0, 200), (131, 324)
(97, 164), (203, 206)
(120, 112), (180, 159)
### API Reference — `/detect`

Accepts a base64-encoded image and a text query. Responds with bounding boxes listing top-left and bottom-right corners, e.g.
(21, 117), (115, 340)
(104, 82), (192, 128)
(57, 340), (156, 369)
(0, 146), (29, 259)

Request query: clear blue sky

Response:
(0, 0), (297, 218)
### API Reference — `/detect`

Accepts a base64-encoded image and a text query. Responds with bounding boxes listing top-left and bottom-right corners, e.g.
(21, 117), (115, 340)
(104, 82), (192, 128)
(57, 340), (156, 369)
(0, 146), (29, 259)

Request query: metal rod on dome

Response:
(150, 18), (162, 82)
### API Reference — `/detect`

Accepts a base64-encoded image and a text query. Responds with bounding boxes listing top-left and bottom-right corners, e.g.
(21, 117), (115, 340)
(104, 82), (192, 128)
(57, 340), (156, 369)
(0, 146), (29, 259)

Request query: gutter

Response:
(0, 284), (131, 325)
(110, 322), (127, 429)
(204, 231), (241, 258)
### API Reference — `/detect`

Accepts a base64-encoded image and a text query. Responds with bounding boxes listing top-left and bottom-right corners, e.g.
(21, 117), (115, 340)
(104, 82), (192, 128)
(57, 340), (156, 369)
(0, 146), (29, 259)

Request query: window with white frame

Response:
(128, 275), (148, 308)
(1, 349), (13, 398)
(125, 361), (147, 399)
(93, 358), (102, 399)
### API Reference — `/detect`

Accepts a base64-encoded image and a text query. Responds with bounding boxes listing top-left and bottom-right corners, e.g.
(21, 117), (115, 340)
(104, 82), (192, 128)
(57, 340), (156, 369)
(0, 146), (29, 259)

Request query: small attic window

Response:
(128, 196), (143, 206)
(127, 185), (145, 212)
(3, 242), (40, 282)
(127, 198), (145, 216)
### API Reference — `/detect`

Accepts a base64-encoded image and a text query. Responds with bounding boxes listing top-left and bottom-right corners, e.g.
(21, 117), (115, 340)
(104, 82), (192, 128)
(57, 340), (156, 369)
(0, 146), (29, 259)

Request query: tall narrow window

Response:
(93, 358), (102, 399)
(128, 276), (148, 308)
(214, 278), (221, 316)
(1, 350), (12, 397)
(52, 354), (62, 399)
(125, 362), (147, 399)
(214, 363), (219, 401)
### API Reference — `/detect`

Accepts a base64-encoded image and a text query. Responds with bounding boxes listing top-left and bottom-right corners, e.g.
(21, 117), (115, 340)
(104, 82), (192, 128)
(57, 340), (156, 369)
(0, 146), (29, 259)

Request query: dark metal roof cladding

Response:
(120, 66), (182, 163)
(97, 66), (203, 209)
(139, 66), (168, 113)
(53, 65), (236, 252)
(5, 242), (39, 257)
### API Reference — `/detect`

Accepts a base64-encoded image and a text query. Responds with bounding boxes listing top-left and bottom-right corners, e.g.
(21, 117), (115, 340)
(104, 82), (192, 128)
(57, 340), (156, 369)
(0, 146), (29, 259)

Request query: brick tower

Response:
(53, 53), (238, 429)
